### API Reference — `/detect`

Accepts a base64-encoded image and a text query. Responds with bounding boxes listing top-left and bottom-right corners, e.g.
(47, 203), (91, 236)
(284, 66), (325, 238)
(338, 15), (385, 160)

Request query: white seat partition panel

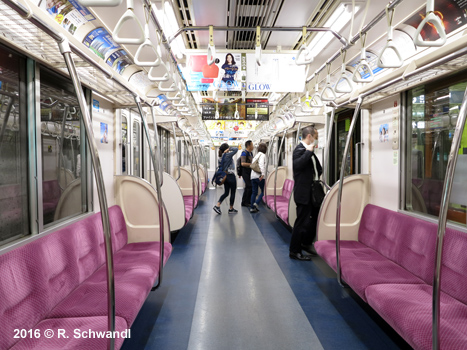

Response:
(266, 166), (287, 197)
(161, 172), (185, 232)
(115, 175), (170, 244)
(198, 165), (206, 192)
(54, 178), (81, 221)
(174, 167), (194, 197)
(316, 174), (370, 241)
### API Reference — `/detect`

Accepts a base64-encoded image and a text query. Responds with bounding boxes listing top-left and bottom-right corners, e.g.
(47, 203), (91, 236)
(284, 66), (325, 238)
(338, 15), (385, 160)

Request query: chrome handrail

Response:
(432, 85), (467, 350)
(171, 122), (181, 180)
(59, 39), (115, 350)
(264, 133), (277, 204)
(274, 129), (288, 218)
(323, 107), (335, 188)
(149, 106), (164, 187)
(336, 96), (363, 287)
(187, 133), (201, 205)
(135, 97), (164, 291)
(182, 131), (196, 212)
(294, 122), (301, 148)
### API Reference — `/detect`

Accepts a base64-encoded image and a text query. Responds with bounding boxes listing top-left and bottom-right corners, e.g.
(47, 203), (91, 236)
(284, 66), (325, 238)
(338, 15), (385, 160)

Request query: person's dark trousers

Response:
(241, 168), (252, 206)
(218, 173), (237, 207)
(289, 203), (320, 254)
(251, 178), (265, 207)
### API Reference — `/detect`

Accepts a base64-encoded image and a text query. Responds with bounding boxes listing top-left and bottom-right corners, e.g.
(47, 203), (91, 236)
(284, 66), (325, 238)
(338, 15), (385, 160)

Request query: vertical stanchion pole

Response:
(274, 129), (288, 218)
(135, 99), (165, 290)
(187, 133), (200, 206)
(59, 38), (115, 350)
(336, 97), (363, 286)
(172, 122), (181, 180)
(323, 107), (335, 188)
(264, 133), (277, 205)
(294, 122), (301, 147)
(432, 86), (467, 350)
(182, 131), (196, 212)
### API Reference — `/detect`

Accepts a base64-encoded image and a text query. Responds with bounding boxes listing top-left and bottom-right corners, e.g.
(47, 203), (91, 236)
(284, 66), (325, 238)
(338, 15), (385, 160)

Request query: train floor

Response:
(121, 188), (411, 350)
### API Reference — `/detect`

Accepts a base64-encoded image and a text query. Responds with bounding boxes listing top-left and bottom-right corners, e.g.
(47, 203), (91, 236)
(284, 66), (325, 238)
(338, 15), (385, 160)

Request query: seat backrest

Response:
(282, 179), (294, 199)
(358, 204), (436, 284)
(0, 205), (127, 349)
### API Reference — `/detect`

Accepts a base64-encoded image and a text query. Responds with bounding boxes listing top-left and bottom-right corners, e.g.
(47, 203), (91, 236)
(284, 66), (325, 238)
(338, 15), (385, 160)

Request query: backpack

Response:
(212, 154), (233, 186)
(236, 157), (243, 177)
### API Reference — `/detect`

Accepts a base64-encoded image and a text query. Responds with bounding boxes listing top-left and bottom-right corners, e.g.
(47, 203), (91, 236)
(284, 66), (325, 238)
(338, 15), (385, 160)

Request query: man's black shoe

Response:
(289, 252), (312, 261)
(301, 244), (317, 256)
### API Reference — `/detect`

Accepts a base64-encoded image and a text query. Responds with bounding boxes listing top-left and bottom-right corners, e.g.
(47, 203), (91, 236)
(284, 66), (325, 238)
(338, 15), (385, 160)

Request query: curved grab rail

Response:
(171, 122), (181, 181)
(295, 27), (314, 66)
(414, 0), (446, 47)
(134, 23), (162, 67)
(377, 6), (403, 68)
(336, 97), (364, 287)
(150, 106), (164, 187)
(207, 25), (216, 66)
(274, 129), (288, 218)
(264, 133), (277, 202)
(135, 97), (165, 290)
(432, 84), (467, 350)
(77, 0), (122, 6)
(322, 107), (335, 188)
(60, 40), (115, 350)
(181, 131), (196, 211)
(113, 0), (145, 45)
(16, 0), (33, 18)
(167, 92), (182, 101)
(255, 26), (262, 66)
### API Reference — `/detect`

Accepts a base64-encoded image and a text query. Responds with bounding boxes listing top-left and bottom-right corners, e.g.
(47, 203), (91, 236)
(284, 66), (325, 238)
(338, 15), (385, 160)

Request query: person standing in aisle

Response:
(213, 143), (239, 214)
(240, 140), (254, 207)
(250, 143), (267, 213)
(289, 126), (322, 261)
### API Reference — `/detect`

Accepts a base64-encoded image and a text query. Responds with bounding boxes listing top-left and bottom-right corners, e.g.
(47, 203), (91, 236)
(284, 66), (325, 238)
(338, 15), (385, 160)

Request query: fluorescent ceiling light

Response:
(307, 3), (361, 55)
(155, 2), (185, 59)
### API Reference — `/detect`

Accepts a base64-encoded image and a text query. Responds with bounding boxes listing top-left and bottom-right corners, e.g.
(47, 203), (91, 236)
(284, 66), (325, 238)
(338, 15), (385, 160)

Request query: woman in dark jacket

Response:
(213, 143), (238, 214)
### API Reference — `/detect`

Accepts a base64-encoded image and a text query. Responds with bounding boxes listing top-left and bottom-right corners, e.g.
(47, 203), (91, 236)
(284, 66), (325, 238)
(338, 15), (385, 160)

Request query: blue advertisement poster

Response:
(42, 0), (94, 35)
(83, 28), (120, 60)
(100, 122), (108, 144)
(106, 50), (132, 75)
(155, 94), (175, 114)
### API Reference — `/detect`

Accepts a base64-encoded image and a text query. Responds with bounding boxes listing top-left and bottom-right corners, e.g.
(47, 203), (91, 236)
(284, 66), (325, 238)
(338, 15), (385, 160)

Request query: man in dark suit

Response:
(289, 125), (322, 261)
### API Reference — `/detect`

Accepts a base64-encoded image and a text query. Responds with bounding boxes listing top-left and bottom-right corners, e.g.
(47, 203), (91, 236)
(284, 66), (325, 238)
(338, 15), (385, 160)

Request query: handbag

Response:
(250, 154), (262, 173)
(311, 181), (326, 208)
(212, 154), (232, 186)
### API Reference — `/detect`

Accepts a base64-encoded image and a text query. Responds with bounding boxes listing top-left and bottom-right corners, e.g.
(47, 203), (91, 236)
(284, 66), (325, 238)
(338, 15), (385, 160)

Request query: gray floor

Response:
(187, 191), (324, 350)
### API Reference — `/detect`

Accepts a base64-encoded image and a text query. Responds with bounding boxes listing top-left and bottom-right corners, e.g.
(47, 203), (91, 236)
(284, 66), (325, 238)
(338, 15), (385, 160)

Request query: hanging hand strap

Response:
(352, 33), (374, 83)
(113, 0), (145, 45)
(321, 63), (337, 101)
(207, 25), (216, 66)
(377, 6), (403, 68)
(255, 26), (262, 66)
(335, 49), (353, 93)
(414, 0), (446, 47)
(295, 27), (314, 66)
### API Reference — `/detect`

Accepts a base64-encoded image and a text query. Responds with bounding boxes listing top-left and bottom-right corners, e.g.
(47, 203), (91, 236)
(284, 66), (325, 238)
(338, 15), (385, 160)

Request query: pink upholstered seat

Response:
(266, 179), (294, 225)
(0, 205), (171, 350)
(183, 196), (194, 223)
(366, 284), (467, 350)
(202, 182), (206, 193)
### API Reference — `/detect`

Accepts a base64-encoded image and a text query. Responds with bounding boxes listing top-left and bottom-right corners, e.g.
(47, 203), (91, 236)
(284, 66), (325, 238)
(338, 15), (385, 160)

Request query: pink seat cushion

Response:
(267, 196), (288, 211)
(202, 182), (206, 193)
(10, 316), (128, 350)
(48, 242), (172, 327)
(276, 203), (289, 224)
(282, 179), (294, 199)
(183, 197), (194, 223)
(315, 240), (424, 301)
(366, 284), (467, 350)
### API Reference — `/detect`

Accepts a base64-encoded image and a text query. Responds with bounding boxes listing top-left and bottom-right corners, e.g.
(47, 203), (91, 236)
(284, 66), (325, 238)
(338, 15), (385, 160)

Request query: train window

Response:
(39, 69), (88, 226)
(121, 114), (128, 175)
(406, 77), (467, 225)
(0, 47), (29, 245)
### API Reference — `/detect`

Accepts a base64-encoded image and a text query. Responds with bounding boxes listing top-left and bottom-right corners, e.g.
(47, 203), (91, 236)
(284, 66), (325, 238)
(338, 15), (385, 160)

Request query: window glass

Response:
(0, 47), (29, 245)
(407, 80), (467, 225)
(40, 69), (86, 226)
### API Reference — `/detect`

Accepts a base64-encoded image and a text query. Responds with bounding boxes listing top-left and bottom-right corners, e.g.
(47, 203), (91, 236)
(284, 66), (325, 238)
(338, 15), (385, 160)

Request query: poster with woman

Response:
(185, 53), (246, 92)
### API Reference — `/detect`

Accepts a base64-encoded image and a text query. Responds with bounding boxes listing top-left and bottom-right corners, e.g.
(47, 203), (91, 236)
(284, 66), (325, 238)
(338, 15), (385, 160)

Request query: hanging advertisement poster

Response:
(38, 0), (95, 35)
(403, 0), (467, 42)
(246, 98), (269, 121)
(83, 27), (120, 60)
(154, 94), (175, 115)
(201, 98), (246, 120)
(205, 120), (226, 138)
(106, 50), (132, 75)
(184, 53), (246, 92)
(246, 54), (306, 93)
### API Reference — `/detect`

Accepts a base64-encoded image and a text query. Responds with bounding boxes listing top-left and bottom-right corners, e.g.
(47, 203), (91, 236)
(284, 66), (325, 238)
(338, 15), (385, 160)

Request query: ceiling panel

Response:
(191, 0), (228, 48)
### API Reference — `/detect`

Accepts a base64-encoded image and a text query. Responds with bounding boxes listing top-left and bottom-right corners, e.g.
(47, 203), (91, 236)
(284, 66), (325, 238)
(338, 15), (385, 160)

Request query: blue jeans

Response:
(250, 178), (265, 208)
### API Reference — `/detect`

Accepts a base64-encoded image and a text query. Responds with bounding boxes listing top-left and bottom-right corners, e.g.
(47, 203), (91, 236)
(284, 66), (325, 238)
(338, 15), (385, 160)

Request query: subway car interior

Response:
(2, 0), (467, 349)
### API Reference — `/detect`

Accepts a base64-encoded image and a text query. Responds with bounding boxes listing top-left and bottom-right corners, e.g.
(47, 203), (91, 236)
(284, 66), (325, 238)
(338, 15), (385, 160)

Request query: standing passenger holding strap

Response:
(213, 143), (239, 214)
(250, 143), (267, 213)
(289, 126), (322, 261)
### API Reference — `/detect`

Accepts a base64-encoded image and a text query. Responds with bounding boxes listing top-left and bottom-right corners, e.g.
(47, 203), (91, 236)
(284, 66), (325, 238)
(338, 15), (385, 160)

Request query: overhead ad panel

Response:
(246, 54), (306, 93)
